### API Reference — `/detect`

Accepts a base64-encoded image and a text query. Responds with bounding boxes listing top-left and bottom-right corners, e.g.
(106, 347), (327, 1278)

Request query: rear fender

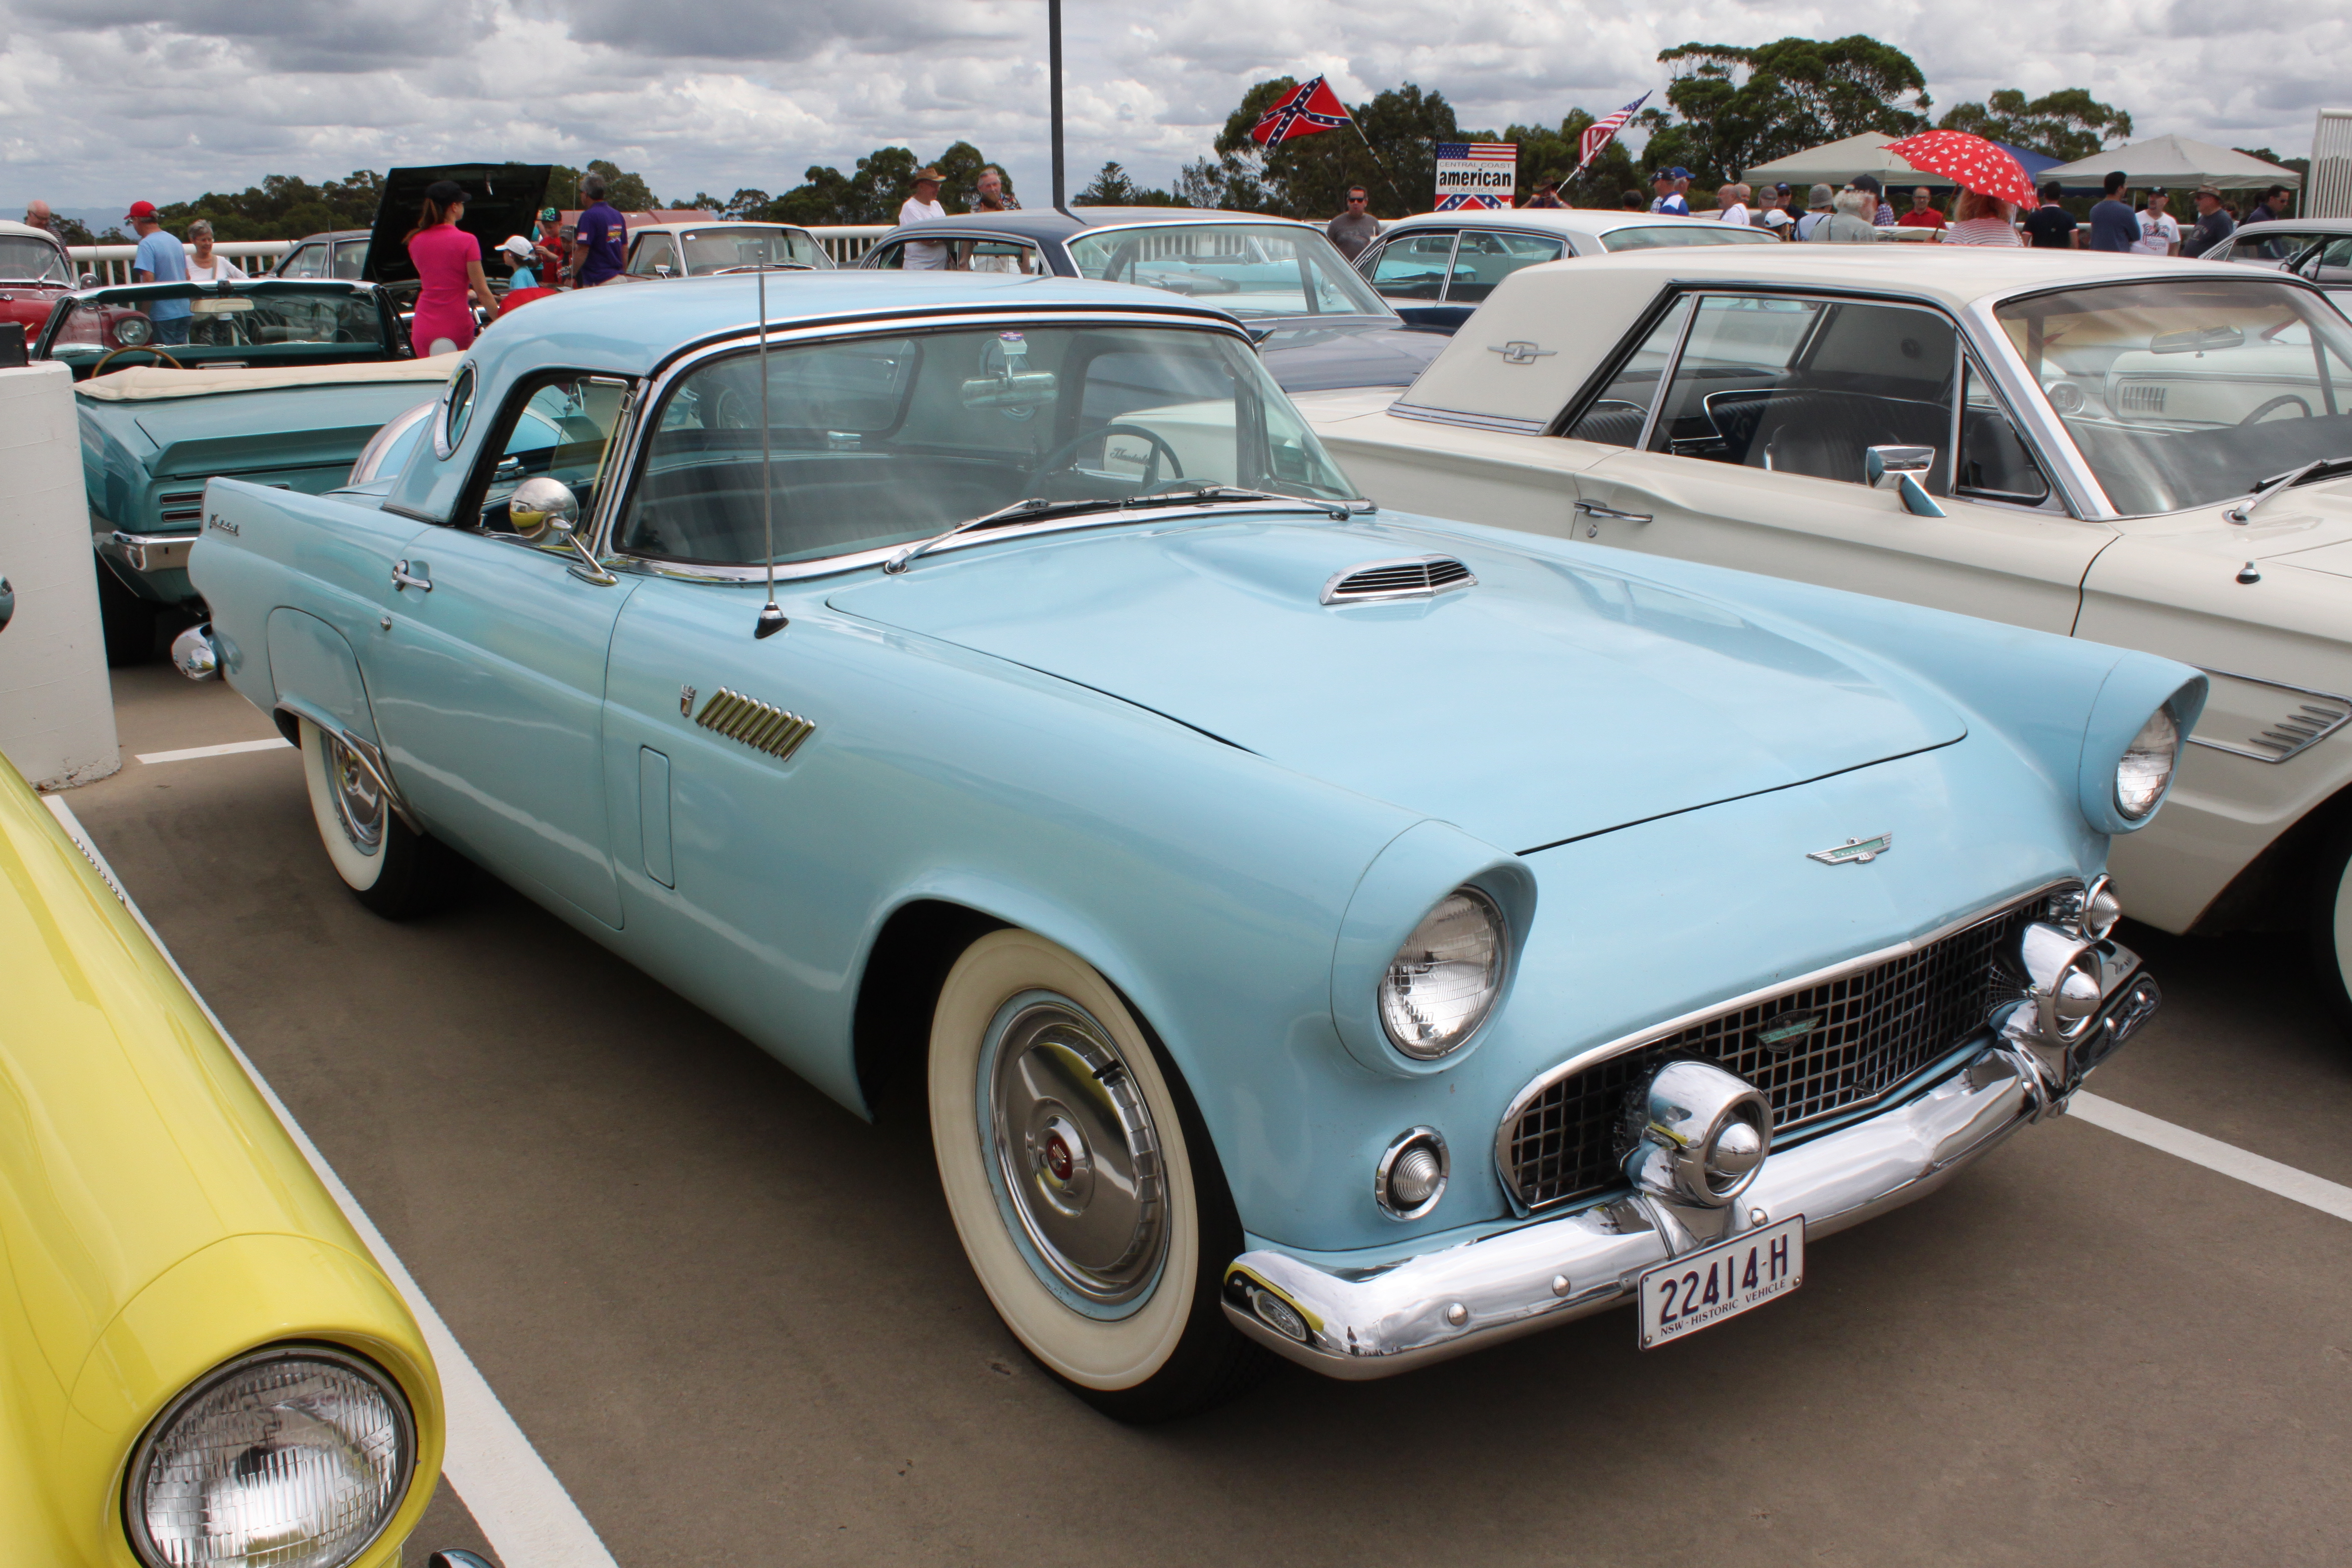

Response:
(265, 608), (380, 748)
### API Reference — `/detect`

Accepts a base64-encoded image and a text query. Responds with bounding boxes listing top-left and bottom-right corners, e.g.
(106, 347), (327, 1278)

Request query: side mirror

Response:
(507, 475), (579, 540)
(1865, 445), (1947, 518)
(654, 263), (672, 279)
(79, 272), (98, 289)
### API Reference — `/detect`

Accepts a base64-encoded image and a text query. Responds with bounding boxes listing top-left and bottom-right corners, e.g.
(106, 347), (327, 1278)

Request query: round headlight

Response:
(127, 1344), (414, 1568)
(115, 313), (153, 346)
(1376, 886), (1506, 1060)
(2115, 706), (2180, 819)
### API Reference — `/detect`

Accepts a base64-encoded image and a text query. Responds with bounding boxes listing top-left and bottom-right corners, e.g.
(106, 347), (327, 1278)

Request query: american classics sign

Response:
(1435, 143), (1517, 209)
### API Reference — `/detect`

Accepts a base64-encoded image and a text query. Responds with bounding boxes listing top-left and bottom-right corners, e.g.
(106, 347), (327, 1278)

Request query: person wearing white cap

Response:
(497, 234), (540, 288)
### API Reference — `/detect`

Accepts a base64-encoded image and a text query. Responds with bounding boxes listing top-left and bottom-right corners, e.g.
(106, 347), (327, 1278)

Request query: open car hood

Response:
(828, 516), (1967, 851)
(361, 163), (553, 287)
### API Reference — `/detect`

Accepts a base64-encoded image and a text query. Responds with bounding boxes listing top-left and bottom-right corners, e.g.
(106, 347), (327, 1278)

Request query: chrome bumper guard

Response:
(101, 530), (195, 574)
(1225, 936), (2159, 1380)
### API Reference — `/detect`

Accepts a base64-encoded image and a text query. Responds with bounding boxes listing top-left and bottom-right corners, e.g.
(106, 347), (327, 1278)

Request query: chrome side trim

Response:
(1383, 402), (1547, 436)
(2187, 666), (2352, 763)
(1492, 879), (2077, 1201)
(693, 687), (815, 761)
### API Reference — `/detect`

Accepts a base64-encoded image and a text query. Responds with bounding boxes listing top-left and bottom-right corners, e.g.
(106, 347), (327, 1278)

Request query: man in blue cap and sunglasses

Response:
(1649, 167), (1692, 215)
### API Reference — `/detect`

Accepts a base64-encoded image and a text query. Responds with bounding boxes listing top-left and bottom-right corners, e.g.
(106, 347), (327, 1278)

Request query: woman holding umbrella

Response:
(1882, 131), (2035, 248)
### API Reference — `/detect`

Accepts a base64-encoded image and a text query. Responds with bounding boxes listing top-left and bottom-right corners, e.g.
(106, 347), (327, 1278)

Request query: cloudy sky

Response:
(1, 0), (2343, 215)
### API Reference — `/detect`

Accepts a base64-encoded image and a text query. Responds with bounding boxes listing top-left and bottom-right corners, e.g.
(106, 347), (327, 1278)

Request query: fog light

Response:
(2017, 921), (2107, 1042)
(1248, 1286), (1310, 1343)
(1374, 1126), (1450, 1220)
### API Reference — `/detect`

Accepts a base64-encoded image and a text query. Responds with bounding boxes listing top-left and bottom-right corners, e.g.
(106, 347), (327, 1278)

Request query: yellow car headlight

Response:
(126, 1343), (415, 1568)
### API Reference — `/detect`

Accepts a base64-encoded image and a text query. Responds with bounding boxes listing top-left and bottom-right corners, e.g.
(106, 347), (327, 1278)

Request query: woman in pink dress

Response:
(405, 180), (500, 355)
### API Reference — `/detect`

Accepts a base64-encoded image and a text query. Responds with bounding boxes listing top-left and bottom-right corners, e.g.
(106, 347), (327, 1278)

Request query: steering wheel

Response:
(2241, 393), (2313, 425)
(90, 344), (184, 376)
(1024, 423), (1184, 491)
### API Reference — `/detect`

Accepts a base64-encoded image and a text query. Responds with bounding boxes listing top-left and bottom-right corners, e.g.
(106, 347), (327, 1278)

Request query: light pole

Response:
(1048, 0), (1068, 214)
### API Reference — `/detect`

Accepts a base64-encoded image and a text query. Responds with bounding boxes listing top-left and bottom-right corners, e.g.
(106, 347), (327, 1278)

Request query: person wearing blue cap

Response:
(1649, 167), (1691, 216)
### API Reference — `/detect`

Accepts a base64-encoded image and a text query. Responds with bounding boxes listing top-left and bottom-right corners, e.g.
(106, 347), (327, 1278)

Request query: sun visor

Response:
(1391, 264), (1675, 430)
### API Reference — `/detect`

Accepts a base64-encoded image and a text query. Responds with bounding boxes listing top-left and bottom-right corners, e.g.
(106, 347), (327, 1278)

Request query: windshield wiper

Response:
(881, 487), (1366, 574)
(2228, 455), (2352, 523)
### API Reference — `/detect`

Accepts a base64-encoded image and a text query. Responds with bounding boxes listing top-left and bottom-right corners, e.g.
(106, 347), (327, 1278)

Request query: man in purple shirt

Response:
(567, 172), (626, 287)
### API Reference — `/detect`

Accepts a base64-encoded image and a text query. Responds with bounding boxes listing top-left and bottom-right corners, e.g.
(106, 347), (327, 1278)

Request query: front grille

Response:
(1500, 891), (2059, 1211)
(1321, 555), (1475, 604)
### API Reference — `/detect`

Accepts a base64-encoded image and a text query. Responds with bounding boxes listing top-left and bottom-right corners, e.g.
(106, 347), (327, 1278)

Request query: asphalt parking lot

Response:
(66, 664), (2352, 1568)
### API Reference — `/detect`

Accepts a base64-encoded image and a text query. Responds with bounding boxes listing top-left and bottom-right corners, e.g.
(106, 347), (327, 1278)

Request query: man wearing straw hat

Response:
(898, 168), (951, 270)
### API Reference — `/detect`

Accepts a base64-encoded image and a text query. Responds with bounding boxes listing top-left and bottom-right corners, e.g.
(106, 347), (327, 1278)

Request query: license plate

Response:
(1636, 1215), (1805, 1349)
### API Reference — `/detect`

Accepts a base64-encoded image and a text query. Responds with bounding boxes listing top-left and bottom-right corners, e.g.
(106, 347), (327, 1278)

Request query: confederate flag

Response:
(1251, 76), (1352, 147)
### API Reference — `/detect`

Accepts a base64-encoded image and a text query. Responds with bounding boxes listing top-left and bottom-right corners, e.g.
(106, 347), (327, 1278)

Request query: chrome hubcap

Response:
(988, 997), (1166, 1307)
(327, 736), (386, 854)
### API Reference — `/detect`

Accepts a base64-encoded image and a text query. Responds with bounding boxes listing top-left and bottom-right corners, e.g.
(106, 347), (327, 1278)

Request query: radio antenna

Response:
(753, 264), (787, 638)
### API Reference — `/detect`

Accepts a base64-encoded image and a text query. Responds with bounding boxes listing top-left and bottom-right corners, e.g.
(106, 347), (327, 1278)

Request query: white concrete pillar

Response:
(0, 360), (120, 789)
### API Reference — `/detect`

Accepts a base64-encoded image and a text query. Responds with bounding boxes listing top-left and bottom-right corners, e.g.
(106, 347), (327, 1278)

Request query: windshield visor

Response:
(1067, 225), (1391, 319)
(43, 283), (389, 366)
(615, 322), (1359, 567)
(1997, 279), (2352, 514)
(0, 234), (71, 285)
(680, 226), (829, 274)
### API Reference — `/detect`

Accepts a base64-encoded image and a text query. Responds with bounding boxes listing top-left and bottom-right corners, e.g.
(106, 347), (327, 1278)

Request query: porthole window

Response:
(435, 363), (477, 459)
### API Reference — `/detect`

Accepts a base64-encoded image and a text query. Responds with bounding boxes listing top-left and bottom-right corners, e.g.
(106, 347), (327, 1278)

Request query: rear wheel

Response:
(2313, 819), (2352, 1035)
(927, 928), (1265, 1421)
(95, 560), (158, 666)
(299, 719), (462, 918)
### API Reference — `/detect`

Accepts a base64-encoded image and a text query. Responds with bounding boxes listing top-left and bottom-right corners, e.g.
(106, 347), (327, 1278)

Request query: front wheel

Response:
(299, 719), (462, 918)
(2313, 818), (2352, 1034)
(928, 929), (1265, 1421)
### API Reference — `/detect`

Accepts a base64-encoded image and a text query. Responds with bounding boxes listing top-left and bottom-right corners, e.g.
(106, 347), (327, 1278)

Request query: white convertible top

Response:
(75, 353), (460, 403)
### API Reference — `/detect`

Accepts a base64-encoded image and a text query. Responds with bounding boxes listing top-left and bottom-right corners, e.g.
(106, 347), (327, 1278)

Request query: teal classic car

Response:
(34, 277), (446, 662)
(178, 273), (2199, 1417)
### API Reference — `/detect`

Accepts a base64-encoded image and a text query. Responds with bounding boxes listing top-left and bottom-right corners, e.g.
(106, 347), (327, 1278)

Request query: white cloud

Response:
(0, 0), (2340, 214)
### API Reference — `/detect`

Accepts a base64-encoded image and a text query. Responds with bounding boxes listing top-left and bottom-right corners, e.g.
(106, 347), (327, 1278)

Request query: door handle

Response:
(391, 560), (433, 592)
(1574, 500), (1652, 523)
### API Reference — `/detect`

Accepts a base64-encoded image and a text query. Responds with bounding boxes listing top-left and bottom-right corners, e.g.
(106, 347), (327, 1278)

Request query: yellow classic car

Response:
(0, 746), (442, 1566)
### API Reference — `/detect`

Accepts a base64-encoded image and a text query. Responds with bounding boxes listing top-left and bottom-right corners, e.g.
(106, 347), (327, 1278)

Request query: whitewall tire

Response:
(928, 928), (1263, 1419)
(299, 718), (460, 919)
(2317, 820), (2352, 1034)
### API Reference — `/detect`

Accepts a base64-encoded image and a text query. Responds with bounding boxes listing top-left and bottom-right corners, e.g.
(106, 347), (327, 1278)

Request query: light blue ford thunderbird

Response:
(180, 272), (2202, 1418)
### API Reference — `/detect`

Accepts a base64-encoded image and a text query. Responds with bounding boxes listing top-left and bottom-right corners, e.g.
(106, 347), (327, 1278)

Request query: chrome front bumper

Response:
(1225, 939), (2160, 1380)
(100, 529), (196, 575)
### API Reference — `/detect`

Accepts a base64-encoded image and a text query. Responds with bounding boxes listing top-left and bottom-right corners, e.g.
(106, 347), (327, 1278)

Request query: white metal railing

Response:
(807, 225), (888, 265)
(2312, 109), (2352, 221)
(67, 240), (294, 286)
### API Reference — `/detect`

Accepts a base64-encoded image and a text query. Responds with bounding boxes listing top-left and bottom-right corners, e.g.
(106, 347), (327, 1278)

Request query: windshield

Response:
(0, 234), (70, 285)
(1068, 224), (1391, 319)
(1998, 279), (2352, 514)
(616, 322), (1358, 567)
(678, 226), (828, 273)
(41, 283), (391, 369)
(1599, 224), (1776, 252)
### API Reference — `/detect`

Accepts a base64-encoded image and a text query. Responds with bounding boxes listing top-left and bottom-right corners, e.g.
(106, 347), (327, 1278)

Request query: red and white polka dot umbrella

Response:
(1883, 131), (2039, 208)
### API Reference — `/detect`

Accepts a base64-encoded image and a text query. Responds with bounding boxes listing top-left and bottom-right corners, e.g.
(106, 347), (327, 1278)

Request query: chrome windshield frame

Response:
(586, 306), (1365, 580)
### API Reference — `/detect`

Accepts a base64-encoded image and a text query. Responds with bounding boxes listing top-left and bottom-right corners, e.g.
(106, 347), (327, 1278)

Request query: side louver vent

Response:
(694, 687), (815, 762)
(1320, 555), (1476, 605)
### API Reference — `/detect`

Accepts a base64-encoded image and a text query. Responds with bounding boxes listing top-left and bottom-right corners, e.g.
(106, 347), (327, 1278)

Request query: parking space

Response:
(67, 665), (2352, 1568)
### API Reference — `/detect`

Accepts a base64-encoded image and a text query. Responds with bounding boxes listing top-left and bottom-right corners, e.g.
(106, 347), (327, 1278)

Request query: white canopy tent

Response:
(1742, 133), (1958, 190)
(2039, 134), (2301, 191)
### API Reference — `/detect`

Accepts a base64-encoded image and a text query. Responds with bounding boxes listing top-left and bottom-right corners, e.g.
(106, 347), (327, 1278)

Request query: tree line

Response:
(79, 33), (2255, 245)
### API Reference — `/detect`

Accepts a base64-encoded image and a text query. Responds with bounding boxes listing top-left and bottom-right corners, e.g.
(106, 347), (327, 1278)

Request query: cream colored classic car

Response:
(1300, 247), (2352, 1029)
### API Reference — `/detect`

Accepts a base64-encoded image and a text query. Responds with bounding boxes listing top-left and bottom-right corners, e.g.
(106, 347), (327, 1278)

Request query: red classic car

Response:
(0, 218), (78, 346)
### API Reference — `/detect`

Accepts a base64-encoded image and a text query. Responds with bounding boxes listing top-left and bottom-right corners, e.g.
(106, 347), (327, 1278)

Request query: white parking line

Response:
(2071, 1091), (2352, 1222)
(136, 737), (294, 764)
(43, 793), (618, 1568)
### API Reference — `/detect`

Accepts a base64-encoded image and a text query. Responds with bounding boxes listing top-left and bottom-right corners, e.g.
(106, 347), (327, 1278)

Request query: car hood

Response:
(362, 162), (554, 287)
(827, 515), (1967, 851)
(1255, 318), (1447, 392)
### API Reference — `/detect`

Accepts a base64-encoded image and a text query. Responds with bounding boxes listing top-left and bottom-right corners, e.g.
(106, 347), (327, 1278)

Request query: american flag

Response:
(1575, 92), (1650, 175)
(1251, 75), (1353, 147)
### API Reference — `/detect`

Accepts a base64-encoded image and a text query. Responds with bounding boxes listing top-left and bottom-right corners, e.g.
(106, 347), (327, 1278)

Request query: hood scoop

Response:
(1321, 554), (1475, 605)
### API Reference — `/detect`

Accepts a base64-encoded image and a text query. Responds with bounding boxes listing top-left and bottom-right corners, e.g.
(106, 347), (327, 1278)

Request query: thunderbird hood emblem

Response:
(1808, 833), (1892, 865)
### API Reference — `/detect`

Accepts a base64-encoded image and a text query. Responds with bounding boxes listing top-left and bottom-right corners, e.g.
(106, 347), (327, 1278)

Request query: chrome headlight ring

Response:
(1376, 885), (1508, 1062)
(124, 1342), (416, 1568)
